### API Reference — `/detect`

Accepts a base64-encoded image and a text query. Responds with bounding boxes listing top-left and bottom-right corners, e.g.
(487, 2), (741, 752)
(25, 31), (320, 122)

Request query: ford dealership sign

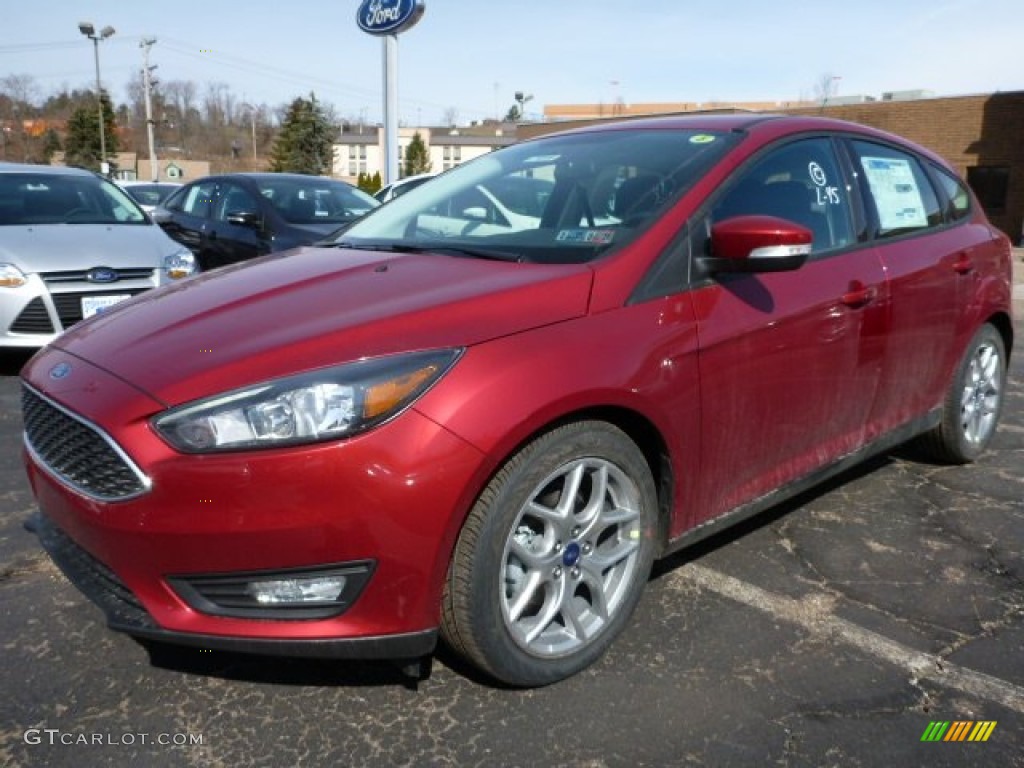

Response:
(357, 0), (425, 36)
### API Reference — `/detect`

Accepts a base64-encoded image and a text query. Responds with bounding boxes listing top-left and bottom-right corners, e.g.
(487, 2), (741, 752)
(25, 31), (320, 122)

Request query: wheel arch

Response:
(439, 404), (677, 580)
(987, 311), (1014, 362)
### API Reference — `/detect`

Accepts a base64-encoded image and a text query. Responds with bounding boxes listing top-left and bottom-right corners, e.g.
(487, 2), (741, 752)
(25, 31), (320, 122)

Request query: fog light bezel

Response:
(167, 561), (375, 620)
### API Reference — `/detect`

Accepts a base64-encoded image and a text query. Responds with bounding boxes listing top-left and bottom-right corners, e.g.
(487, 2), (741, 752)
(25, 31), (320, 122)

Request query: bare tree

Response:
(813, 73), (841, 107)
(1, 74), (41, 161)
(442, 106), (459, 127)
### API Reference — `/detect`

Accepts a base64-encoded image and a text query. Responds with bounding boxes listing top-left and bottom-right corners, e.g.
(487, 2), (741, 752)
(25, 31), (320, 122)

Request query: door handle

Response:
(953, 252), (974, 275)
(841, 281), (876, 308)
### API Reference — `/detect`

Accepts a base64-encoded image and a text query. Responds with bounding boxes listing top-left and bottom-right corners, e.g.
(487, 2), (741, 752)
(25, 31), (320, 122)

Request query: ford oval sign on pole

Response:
(357, 0), (425, 36)
(356, 0), (426, 186)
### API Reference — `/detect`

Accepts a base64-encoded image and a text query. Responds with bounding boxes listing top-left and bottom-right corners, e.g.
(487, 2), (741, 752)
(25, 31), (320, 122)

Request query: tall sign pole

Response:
(140, 38), (159, 182)
(383, 35), (398, 186)
(356, 0), (425, 186)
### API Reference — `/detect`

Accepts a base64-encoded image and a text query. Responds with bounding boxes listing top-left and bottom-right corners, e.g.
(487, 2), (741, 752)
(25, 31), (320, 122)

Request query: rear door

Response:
(691, 136), (889, 522)
(845, 139), (969, 432)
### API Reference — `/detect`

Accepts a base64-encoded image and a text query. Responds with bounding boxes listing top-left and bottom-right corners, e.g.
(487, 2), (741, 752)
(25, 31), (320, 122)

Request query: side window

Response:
(712, 138), (854, 253)
(849, 140), (942, 238)
(215, 183), (259, 222)
(931, 165), (972, 222)
(170, 181), (217, 219)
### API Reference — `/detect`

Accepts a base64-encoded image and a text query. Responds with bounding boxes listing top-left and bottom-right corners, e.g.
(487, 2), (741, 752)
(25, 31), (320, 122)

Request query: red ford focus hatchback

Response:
(22, 115), (1014, 686)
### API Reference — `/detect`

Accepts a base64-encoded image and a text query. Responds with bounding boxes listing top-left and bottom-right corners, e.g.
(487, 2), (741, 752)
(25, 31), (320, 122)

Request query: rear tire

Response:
(441, 421), (658, 687)
(915, 323), (1007, 463)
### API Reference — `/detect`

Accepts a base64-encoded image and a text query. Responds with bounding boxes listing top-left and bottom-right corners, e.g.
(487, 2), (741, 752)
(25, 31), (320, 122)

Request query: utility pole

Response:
(140, 38), (158, 181)
(311, 91), (320, 174)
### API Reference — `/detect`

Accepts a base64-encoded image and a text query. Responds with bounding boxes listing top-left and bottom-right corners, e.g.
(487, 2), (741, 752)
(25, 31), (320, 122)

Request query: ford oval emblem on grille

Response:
(49, 362), (72, 380)
(87, 267), (119, 283)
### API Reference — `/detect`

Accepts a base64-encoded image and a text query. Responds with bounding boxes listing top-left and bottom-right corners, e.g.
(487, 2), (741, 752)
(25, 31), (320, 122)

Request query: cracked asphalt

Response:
(1, 253), (1021, 768)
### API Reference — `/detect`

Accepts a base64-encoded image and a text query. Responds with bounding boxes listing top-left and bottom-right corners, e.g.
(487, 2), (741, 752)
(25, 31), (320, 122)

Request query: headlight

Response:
(0, 263), (28, 288)
(163, 249), (198, 279)
(153, 349), (461, 452)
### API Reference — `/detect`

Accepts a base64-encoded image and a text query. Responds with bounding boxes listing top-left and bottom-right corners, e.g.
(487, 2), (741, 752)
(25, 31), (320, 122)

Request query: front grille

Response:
(43, 268), (156, 284)
(52, 290), (147, 328)
(28, 512), (156, 631)
(10, 297), (55, 334)
(22, 385), (150, 501)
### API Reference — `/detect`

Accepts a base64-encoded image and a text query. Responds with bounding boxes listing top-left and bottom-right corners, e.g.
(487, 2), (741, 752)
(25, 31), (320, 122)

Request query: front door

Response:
(691, 136), (888, 523)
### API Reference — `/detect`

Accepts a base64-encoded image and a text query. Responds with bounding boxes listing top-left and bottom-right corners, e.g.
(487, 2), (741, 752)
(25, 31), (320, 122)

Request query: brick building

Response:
(786, 92), (1024, 245)
(524, 91), (1024, 244)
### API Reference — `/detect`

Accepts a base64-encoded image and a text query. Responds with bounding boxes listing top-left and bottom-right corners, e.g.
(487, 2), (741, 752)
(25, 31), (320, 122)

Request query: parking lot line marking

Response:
(674, 564), (1024, 715)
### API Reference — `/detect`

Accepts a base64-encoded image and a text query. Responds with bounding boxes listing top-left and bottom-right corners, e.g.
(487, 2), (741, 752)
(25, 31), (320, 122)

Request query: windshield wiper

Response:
(326, 241), (524, 262)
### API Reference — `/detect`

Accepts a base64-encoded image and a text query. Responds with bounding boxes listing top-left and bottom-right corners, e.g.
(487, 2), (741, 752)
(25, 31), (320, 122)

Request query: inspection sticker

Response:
(556, 229), (616, 244)
(689, 134), (716, 144)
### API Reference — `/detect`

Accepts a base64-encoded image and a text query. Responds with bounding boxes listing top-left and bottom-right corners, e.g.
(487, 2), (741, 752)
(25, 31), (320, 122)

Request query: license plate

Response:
(82, 294), (131, 318)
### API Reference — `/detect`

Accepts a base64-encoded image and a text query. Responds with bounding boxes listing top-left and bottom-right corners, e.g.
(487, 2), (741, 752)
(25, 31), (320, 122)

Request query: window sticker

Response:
(689, 134), (716, 144)
(860, 156), (927, 229)
(808, 161), (841, 205)
(556, 229), (616, 244)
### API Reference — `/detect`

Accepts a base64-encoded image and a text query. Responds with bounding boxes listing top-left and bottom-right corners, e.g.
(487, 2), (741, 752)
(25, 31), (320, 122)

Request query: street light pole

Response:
(78, 21), (115, 174)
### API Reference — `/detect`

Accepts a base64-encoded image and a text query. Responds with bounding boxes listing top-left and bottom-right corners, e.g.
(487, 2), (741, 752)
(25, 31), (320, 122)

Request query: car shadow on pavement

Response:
(138, 639), (433, 690)
(650, 453), (895, 579)
(138, 637), (506, 690)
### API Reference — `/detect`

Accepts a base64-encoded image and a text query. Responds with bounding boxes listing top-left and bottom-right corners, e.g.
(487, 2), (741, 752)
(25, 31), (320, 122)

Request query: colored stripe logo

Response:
(921, 721), (997, 742)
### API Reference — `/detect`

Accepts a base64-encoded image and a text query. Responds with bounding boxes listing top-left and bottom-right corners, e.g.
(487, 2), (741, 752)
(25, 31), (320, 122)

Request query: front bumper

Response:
(27, 511), (437, 660)
(21, 349), (486, 659)
(1, 270), (160, 348)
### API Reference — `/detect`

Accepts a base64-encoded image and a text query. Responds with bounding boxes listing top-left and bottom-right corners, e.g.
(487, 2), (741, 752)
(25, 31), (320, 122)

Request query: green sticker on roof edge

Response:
(357, 0), (426, 36)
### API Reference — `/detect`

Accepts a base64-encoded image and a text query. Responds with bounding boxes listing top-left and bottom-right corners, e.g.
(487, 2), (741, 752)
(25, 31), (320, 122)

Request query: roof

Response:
(0, 162), (96, 177)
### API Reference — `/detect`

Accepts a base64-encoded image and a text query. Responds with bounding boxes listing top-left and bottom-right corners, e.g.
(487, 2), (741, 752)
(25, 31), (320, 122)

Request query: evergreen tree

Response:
(41, 129), (62, 163)
(403, 132), (432, 177)
(269, 95), (336, 175)
(63, 91), (118, 171)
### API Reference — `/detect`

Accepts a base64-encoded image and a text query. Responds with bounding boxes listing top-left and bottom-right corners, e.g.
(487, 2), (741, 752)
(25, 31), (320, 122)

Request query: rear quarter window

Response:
(931, 165), (972, 222)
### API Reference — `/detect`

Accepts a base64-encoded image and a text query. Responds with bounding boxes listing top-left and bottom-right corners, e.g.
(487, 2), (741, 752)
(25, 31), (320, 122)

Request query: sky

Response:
(3, 0), (1022, 126)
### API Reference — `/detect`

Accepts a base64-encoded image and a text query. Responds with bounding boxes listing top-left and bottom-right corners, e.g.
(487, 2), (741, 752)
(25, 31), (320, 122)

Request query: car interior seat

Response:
(613, 174), (664, 225)
(287, 195), (317, 222)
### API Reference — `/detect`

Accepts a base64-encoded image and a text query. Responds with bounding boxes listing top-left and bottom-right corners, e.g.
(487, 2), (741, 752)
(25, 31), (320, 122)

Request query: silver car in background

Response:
(0, 163), (198, 348)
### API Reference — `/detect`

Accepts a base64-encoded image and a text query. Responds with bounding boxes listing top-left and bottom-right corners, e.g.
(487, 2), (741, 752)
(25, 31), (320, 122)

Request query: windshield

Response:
(254, 177), (379, 225)
(0, 173), (148, 225)
(336, 127), (739, 263)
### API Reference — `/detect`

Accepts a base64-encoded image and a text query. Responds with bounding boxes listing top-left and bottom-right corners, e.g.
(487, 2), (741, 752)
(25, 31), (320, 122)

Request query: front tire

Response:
(916, 323), (1007, 463)
(441, 421), (658, 687)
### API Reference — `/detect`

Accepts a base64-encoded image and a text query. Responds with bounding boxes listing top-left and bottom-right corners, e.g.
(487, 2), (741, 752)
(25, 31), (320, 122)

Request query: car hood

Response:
(53, 246), (594, 406)
(0, 223), (180, 271)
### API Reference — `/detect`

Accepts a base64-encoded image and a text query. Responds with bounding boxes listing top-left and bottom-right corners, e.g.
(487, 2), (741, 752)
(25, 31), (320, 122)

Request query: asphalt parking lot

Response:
(1, 253), (1022, 768)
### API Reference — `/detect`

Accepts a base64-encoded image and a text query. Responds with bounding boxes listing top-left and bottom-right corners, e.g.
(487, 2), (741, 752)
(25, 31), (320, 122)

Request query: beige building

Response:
(332, 124), (517, 183)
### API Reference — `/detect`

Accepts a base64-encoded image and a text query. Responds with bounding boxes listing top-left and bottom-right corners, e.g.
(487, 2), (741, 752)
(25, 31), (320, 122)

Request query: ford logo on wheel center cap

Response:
(87, 267), (119, 284)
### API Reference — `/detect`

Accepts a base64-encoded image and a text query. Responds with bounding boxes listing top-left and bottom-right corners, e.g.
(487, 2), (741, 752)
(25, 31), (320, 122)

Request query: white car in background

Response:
(0, 164), (197, 349)
(118, 180), (183, 213)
